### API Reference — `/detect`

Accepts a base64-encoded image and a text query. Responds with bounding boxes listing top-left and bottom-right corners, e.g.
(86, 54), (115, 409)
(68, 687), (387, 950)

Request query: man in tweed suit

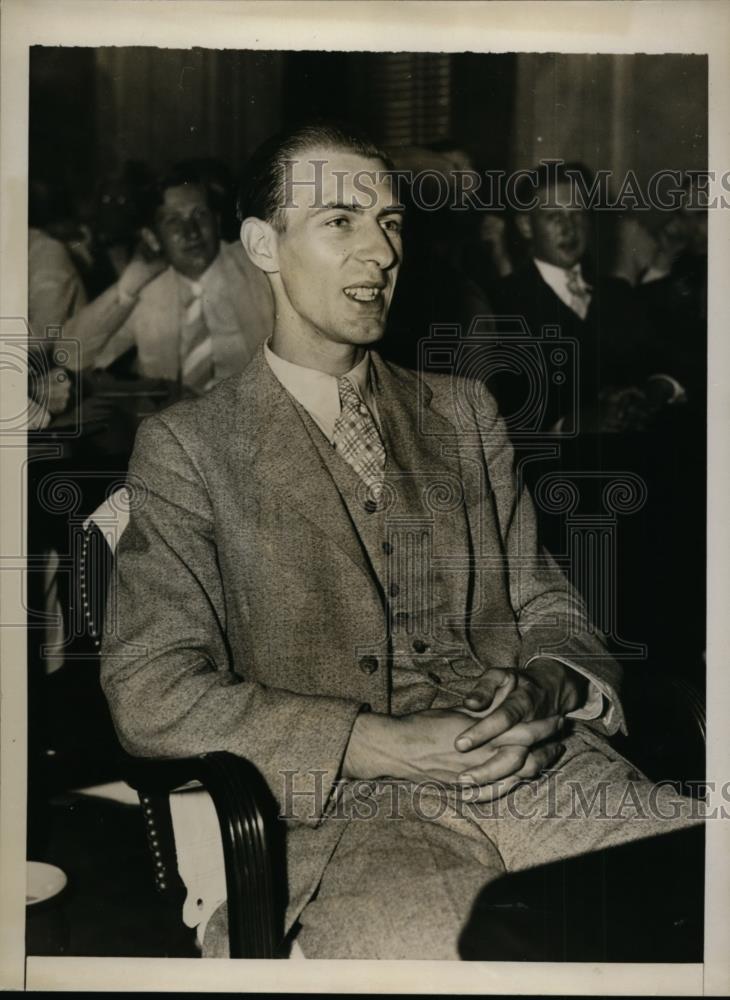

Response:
(101, 124), (698, 959)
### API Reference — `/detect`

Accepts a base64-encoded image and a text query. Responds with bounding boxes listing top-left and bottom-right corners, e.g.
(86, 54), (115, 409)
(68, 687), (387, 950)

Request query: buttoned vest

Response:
(291, 395), (521, 715)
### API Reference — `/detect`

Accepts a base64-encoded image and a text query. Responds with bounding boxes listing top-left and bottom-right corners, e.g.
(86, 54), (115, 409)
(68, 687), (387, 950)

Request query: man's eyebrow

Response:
(310, 201), (405, 216)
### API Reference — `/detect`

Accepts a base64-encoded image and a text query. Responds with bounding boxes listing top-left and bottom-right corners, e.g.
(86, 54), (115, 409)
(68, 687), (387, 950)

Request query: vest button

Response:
(389, 582), (400, 598)
(359, 655), (379, 675)
(412, 639), (428, 654)
(382, 541), (392, 555)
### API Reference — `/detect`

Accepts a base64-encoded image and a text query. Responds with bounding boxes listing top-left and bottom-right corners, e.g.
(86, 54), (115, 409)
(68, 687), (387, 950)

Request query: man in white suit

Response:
(88, 163), (273, 393)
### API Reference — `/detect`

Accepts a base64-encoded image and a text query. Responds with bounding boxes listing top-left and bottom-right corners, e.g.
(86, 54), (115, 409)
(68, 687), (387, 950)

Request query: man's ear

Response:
(514, 213), (533, 242)
(240, 217), (279, 273)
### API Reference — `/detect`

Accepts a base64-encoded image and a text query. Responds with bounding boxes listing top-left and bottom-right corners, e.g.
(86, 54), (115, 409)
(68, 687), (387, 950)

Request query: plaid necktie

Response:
(332, 376), (386, 498)
(180, 282), (215, 394)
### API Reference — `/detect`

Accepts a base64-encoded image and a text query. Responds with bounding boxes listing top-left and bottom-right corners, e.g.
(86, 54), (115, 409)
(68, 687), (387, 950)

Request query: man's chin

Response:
(177, 251), (217, 278)
(556, 248), (583, 269)
(351, 322), (387, 346)
(337, 316), (388, 346)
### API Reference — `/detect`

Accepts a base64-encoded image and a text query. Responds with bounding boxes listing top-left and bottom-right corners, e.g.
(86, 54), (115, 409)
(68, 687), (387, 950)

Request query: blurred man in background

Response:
(493, 162), (656, 434)
(89, 163), (274, 394)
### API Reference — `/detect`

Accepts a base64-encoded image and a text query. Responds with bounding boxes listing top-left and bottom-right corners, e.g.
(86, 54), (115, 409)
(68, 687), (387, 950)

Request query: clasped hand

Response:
(383, 662), (584, 802)
(346, 661), (586, 801)
(448, 662), (578, 801)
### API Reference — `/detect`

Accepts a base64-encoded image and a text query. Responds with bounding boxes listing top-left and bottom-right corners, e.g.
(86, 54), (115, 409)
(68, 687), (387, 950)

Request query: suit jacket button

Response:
(412, 639), (428, 653)
(359, 655), (379, 675)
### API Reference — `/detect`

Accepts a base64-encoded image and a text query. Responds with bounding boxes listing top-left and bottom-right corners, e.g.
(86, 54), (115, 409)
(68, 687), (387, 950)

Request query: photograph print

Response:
(18, 30), (713, 972)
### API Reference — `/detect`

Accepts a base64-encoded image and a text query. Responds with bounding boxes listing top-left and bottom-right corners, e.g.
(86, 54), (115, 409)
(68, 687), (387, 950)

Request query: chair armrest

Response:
(121, 751), (281, 958)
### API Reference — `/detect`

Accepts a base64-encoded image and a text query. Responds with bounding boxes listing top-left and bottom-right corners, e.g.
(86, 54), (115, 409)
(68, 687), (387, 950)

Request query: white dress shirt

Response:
(263, 340), (380, 441)
(176, 249), (256, 387)
(534, 257), (592, 320)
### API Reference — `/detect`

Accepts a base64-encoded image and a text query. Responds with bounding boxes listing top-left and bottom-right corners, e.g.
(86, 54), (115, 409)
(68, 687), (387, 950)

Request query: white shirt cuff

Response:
(647, 373), (687, 404)
(523, 653), (607, 723)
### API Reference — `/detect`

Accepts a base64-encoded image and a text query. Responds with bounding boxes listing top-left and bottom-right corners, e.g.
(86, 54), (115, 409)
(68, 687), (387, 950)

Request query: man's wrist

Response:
(342, 710), (396, 780)
(524, 657), (587, 715)
(116, 282), (141, 307)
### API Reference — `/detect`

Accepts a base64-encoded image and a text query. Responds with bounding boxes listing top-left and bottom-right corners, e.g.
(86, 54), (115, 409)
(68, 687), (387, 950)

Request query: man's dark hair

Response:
(236, 121), (394, 231)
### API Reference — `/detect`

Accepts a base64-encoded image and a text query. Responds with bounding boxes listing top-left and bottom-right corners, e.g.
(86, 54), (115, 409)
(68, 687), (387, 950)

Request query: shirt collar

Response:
(264, 339), (375, 442)
(533, 257), (591, 319)
(534, 256), (584, 289)
(176, 250), (222, 296)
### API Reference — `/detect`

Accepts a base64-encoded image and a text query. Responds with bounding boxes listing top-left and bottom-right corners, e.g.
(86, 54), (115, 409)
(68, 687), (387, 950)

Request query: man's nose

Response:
(557, 213), (578, 237)
(181, 217), (202, 242)
(357, 221), (399, 270)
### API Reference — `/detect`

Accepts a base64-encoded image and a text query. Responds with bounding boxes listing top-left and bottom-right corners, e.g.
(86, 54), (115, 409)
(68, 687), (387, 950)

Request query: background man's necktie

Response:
(565, 266), (592, 320)
(180, 282), (215, 394)
(332, 376), (386, 498)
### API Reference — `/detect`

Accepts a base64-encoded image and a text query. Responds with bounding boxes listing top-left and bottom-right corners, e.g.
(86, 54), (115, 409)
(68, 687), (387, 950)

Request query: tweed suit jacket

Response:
(101, 346), (626, 931)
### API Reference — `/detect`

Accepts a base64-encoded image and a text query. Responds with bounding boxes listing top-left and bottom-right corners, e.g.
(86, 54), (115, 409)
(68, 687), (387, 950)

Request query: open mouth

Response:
(343, 285), (384, 304)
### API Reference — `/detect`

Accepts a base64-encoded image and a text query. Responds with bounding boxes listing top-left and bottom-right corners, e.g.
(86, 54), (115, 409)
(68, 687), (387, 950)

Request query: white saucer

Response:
(26, 861), (67, 905)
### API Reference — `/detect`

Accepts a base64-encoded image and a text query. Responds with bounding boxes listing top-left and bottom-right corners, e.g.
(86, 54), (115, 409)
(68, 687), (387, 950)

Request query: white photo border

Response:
(1, 0), (728, 993)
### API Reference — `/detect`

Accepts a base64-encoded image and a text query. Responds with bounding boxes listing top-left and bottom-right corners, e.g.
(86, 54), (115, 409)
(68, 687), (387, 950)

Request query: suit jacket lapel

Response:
(370, 351), (462, 482)
(236, 352), (377, 585)
(528, 259), (588, 332)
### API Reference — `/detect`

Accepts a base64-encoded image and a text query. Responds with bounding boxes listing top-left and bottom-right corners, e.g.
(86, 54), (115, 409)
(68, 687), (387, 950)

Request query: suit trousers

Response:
(203, 724), (702, 960)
